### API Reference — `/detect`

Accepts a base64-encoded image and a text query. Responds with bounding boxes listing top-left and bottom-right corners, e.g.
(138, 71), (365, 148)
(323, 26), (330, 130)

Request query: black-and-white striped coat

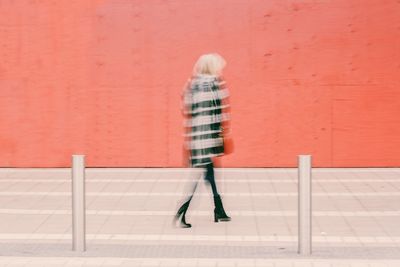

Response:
(182, 74), (230, 167)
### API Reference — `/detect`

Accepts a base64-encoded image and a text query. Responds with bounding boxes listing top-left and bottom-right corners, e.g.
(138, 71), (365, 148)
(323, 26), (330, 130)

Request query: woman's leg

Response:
(204, 161), (219, 197)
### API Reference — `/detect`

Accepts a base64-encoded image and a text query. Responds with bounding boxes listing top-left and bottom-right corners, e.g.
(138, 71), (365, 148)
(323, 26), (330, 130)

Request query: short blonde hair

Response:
(193, 53), (226, 76)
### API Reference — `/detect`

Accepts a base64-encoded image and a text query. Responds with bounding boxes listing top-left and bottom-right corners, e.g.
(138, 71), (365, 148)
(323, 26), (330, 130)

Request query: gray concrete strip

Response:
(0, 233), (399, 244)
(1, 243), (400, 260)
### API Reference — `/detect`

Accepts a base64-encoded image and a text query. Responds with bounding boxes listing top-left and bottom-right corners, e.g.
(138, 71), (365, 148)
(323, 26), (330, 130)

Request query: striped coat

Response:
(182, 75), (230, 167)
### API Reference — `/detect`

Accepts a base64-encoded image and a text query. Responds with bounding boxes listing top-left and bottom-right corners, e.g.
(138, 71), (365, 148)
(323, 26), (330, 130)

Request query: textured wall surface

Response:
(0, 0), (399, 167)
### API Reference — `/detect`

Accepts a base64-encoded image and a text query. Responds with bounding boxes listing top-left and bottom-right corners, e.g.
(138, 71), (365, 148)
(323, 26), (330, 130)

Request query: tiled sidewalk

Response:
(0, 168), (400, 266)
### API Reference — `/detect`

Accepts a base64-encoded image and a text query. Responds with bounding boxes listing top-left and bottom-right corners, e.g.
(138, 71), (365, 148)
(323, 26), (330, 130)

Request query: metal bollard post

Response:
(72, 155), (86, 252)
(298, 155), (312, 255)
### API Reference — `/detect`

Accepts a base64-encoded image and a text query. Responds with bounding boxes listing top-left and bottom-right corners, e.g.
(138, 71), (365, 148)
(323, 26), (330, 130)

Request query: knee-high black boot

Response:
(174, 197), (192, 228)
(213, 195), (231, 222)
(174, 174), (200, 228)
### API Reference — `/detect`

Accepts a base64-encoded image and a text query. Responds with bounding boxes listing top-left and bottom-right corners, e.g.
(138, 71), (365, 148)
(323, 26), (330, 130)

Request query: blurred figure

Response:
(174, 53), (232, 228)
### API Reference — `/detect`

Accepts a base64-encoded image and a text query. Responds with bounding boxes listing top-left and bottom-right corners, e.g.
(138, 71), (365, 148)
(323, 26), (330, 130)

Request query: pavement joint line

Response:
(2, 178), (400, 183)
(0, 234), (400, 244)
(1, 257), (400, 264)
(1, 209), (400, 217)
(1, 191), (400, 196)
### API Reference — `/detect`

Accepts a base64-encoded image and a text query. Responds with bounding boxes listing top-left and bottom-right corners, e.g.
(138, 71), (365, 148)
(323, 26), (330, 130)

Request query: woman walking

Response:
(174, 53), (232, 228)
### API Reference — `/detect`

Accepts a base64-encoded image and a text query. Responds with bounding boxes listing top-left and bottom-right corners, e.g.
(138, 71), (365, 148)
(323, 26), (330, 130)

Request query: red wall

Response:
(1, 0), (399, 167)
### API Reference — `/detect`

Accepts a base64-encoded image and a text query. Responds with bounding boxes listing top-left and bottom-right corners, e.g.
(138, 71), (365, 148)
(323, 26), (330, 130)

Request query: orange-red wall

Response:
(1, 0), (399, 167)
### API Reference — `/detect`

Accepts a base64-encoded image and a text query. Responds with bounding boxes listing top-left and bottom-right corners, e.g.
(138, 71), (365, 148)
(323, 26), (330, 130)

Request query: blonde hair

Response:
(192, 53), (226, 76)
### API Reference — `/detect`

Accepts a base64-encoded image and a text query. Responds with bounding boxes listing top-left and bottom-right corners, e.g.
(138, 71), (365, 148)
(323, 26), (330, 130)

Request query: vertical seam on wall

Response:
(166, 81), (170, 167)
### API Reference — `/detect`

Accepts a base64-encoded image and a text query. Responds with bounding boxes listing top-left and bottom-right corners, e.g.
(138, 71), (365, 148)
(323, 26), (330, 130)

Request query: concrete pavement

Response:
(0, 168), (399, 266)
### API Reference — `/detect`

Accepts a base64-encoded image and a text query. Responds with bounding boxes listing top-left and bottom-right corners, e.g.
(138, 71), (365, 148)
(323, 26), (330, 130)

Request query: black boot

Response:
(173, 198), (192, 228)
(213, 195), (231, 222)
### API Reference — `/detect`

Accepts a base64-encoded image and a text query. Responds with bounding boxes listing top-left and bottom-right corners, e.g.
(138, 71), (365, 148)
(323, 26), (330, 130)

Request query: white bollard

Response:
(72, 155), (86, 252)
(298, 155), (312, 255)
